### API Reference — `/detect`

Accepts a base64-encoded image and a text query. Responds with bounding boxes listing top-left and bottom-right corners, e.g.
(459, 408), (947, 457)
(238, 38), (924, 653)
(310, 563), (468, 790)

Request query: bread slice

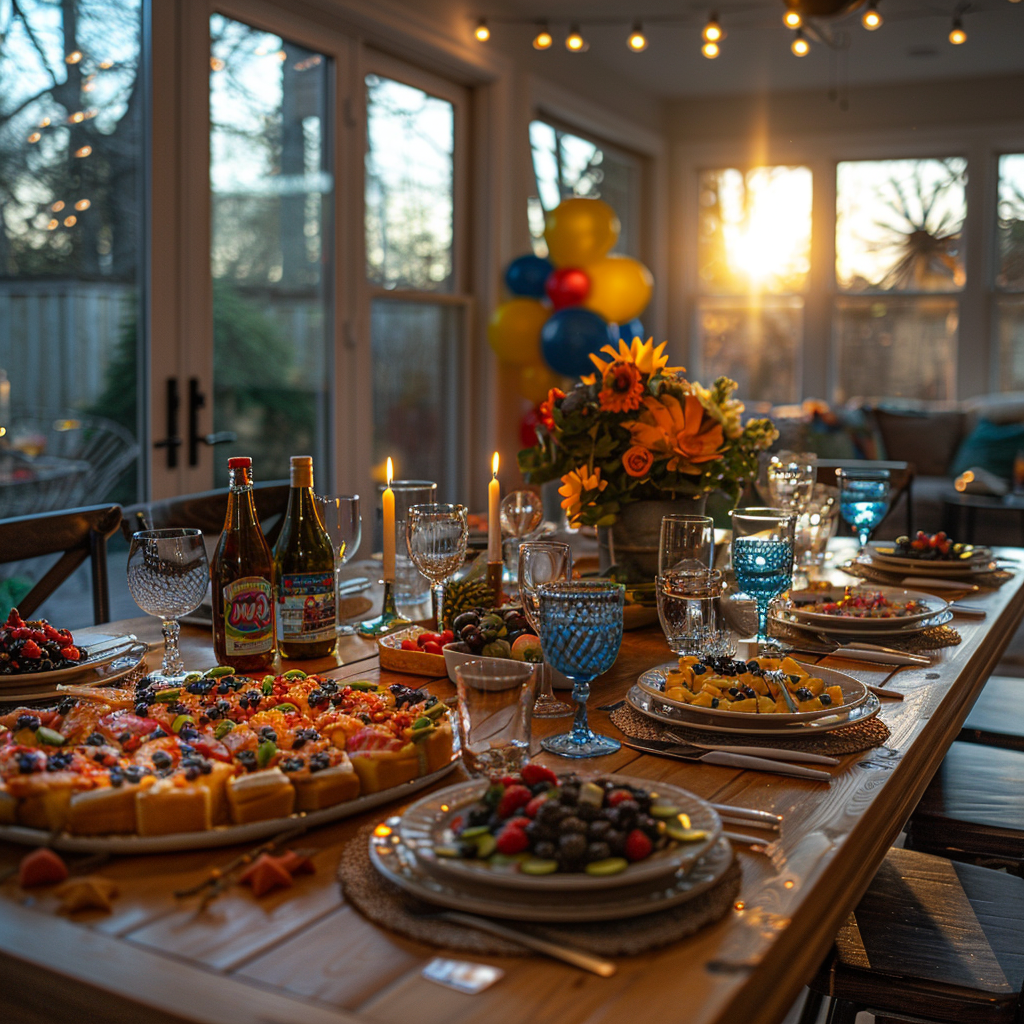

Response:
(136, 777), (212, 835)
(226, 768), (295, 824)
(291, 761), (360, 811)
(66, 778), (154, 835)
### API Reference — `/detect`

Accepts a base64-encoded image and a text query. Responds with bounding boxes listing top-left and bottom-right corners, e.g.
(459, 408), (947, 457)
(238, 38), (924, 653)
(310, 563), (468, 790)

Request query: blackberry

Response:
(15, 714), (40, 731)
(151, 750), (173, 770)
(258, 726), (277, 743)
(309, 751), (330, 773)
(47, 752), (73, 772)
(308, 689), (325, 706)
(236, 750), (257, 770)
(281, 757), (304, 773)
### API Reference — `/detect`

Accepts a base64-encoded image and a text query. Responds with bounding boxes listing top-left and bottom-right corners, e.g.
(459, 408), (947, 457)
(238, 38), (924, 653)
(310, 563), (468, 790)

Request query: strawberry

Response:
(400, 638), (419, 651)
(495, 826), (529, 855)
(62, 646), (81, 661)
(525, 794), (549, 818)
(43, 624), (63, 643)
(496, 783), (532, 819)
(6, 608), (23, 628)
(505, 816), (531, 830)
(624, 828), (653, 862)
(607, 789), (636, 807)
(20, 640), (42, 660)
(520, 763), (558, 787)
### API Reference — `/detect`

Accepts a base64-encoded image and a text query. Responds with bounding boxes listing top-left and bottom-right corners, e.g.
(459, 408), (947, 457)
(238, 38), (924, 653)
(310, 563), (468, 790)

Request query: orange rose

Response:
(538, 388), (565, 431)
(622, 445), (655, 478)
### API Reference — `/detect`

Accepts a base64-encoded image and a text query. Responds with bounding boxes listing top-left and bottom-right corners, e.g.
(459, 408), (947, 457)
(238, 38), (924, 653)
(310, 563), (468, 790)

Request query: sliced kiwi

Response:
(520, 858), (559, 875)
(666, 824), (708, 843)
(459, 825), (491, 840)
(475, 834), (497, 858)
(584, 857), (629, 876)
(433, 845), (463, 858)
(650, 803), (682, 818)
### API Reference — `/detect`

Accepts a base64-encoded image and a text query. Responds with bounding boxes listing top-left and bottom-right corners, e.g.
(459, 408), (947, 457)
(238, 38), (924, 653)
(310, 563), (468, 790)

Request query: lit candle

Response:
(488, 451), (501, 562)
(382, 457), (396, 581)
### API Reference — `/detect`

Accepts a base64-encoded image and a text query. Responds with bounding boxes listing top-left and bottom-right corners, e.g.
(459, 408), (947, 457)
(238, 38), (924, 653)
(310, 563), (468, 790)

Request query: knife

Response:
(621, 738), (832, 782)
(783, 641), (929, 667)
(673, 737), (840, 765)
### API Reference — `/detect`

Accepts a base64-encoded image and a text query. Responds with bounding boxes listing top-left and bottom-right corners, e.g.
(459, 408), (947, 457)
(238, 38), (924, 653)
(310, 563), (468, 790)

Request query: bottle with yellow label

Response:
(273, 456), (337, 659)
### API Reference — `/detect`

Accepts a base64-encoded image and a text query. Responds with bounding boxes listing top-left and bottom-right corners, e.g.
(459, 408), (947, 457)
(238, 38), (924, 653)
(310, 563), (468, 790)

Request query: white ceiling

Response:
(478, 0), (1024, 97)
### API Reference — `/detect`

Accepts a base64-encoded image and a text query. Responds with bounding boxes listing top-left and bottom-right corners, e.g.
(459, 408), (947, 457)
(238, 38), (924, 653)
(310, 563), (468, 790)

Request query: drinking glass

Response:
(518, 541), (574, 719)
(127, 528), (209, 679)
(657, 568), (726, 658)
(378, 480), (436, 607)
(795, 484), (839, 569)
(316, 494), (362, 636)
(766, 451), (817, 512)
(659, 514), (714, 575)
(500, 489), (543, 580)
(454, 660), (537, 777)
(837, 468), (890, 548)
(537, 581), (624, 758)
(406, 503), (469, 631)
(729, 508), (796, 652)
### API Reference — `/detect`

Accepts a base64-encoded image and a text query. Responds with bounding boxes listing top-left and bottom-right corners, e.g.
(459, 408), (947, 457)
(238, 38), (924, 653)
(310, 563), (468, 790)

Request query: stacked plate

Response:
(369, 775), (734, 922)
(866, 540), (994, 578)
(628, 663), (880, 737)
(0, 633), (147, 704)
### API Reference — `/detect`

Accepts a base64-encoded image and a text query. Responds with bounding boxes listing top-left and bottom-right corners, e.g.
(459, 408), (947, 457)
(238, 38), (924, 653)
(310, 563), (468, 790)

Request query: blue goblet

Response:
(537, 580), (624, 758)
(837, 468), (890, 549)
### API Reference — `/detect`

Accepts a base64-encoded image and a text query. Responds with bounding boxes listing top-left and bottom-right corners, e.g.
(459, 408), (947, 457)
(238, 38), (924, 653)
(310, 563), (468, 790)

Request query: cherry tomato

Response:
(416, 632), (441, 647)
(400, 638), (419, 651)
(421, 641), (444, 656)
(439, 630), (455, 644)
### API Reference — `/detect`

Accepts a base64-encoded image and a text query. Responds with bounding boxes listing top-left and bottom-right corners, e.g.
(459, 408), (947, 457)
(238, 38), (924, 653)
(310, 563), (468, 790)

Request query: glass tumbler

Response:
(657, 568), (726, 658)
(659, 514), (715, 575)
(376, 479), (436, 607)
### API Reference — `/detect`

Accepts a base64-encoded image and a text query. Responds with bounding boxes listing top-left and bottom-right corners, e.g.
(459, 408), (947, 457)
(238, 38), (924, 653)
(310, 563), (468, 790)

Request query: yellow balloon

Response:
(517, 362), (563, 405)
(487, 298), (549, 366)
(544, 198), (620, 267)
(583, 255), (653, 324)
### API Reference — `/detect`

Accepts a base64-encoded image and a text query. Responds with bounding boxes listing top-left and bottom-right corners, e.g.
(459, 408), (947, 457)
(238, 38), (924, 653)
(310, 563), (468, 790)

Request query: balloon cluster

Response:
(487, 198), (654, 415)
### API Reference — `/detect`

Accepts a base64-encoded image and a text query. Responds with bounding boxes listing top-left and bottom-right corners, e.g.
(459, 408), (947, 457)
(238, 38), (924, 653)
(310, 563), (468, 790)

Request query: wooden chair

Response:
(120, 482), (290, 548)
(957, 676), (1024, 752)
(815, 458), (915, 537)
(0, 505), (122, 625)
(801, 846), (1024, 1024)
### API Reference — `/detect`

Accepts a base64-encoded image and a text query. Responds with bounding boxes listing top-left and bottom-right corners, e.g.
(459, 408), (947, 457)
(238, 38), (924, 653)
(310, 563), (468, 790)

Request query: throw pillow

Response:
(949, 418), (1024, 480)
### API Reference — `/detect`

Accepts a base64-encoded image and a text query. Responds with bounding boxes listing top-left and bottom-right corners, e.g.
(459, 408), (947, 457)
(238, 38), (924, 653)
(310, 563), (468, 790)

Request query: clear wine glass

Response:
(837, 468), (891, 550)
(316, 494), (362, 636)
(538, 580), (624, 758)
(500, 490), (543, 582)
(729, 507), (796, 653)
(127, 528), (209, 679)
(406, 503), (469, 631)
(518, 541), (574, 718)
(766, 452), (817, 512)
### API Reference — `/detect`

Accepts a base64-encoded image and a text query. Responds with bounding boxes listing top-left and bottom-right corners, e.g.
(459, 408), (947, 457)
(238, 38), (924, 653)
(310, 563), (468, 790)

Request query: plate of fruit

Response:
(377, 626), (455, 676)
(397, 767), (721, 891)
(868, 534), (991, 573)
(783, 586), (947, 630)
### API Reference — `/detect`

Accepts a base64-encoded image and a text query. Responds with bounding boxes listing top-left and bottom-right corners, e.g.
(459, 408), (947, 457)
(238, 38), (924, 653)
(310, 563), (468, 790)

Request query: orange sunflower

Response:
(622, 394), (725, 474)
(598, 362), (644, 413)
(558, 465), (607, 524)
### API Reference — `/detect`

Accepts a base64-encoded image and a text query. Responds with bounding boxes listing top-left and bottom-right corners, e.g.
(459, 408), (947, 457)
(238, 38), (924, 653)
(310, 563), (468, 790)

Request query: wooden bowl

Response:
(377, 626), (447, 677)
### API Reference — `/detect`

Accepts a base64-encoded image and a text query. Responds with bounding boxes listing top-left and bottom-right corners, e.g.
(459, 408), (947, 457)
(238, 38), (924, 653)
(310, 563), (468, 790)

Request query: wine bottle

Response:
(212, 457), (276, 672)
(273, 456), (337, 659)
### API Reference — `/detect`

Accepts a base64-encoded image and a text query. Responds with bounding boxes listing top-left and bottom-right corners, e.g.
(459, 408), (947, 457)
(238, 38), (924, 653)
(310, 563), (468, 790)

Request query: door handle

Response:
(153, 378), (182, 469)
(188, 378), (237, 467)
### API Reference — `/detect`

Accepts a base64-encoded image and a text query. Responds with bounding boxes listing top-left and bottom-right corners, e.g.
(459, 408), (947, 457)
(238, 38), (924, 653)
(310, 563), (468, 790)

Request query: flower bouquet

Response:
(517, 338), (777, 528)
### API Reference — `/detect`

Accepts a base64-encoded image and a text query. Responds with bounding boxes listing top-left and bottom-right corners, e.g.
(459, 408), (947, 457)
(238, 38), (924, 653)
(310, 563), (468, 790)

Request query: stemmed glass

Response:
(517, 541), (574, 718)
(659, 514), (714, 574)
(537, 580), (624, 758)
(729, 508), (796, 653)
(127, 528), (209, 679)
(406, 503), (469, 631)
(500, 490), (543, 581)
(316, 495), (362, 636)
(766, 452), (817, 512)
(837, 468), (891, 550)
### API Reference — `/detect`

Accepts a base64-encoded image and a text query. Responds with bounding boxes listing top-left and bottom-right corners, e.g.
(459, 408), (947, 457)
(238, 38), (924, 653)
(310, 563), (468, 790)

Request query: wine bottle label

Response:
(223, 577), (274, 655)
(276, 572), (336, 642)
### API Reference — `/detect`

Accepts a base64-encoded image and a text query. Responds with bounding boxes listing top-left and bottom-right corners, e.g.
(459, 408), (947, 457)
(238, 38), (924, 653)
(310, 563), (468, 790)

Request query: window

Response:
(528, 120), (642, 258)
(694, 166), (812, 404)
(995, 154), (1024, 391)
(833, 158), (966, 401)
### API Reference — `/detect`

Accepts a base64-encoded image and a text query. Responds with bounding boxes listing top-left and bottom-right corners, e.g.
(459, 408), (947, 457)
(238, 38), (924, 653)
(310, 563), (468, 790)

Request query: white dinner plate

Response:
(628, 683), (881, 737)
(637, 662), (868, 724)
(0, 760), (459, 854)
(867, 541), (991, 574)
(0, 643), (149, 704)
(370, 823), (735, 922)
(772, 608), (954, 640)
(399, 774), (721, 892)
(784, 587), (948, 631)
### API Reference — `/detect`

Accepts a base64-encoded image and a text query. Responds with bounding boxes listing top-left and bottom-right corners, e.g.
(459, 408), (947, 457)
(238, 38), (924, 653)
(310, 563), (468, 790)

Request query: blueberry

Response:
(796, 687), (814, 702)
(15, 714), (40, 731)
(586, 841), (611, 863)
(281, 757), (304, 772)
(820, 693), (832, 706)
(560, 815), (587, 834)
(151, 750), (173, 770)
(85, 732), (105, 747)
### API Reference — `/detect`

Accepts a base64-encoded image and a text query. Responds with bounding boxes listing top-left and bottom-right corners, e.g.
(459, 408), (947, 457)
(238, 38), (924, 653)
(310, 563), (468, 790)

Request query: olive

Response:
(586, 841), (611, 863)
(452, 611), (480, 632)
(560, 815), (587, 834)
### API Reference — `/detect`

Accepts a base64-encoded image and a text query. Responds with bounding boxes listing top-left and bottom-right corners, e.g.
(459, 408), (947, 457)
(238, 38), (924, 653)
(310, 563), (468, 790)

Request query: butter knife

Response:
(622, 738), (832, 781)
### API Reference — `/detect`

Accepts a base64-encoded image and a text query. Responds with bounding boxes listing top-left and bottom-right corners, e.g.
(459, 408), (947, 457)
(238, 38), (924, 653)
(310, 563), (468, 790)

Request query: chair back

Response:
(0, 504), (122, 624)
(121, 482), (291, 548)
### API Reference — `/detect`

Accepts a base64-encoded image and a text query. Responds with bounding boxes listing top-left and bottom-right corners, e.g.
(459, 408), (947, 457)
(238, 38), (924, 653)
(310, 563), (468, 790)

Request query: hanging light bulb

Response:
(948, 16), (967, 43)
(474, 18), (490, 42)
(627, 21), (648, 51)
(566, 24), (587, 51)
(533, 23), (553, 49)
(862, 0), (882, 29)
(702, 40), (720, 58)
(783, 4), (802, 29)
(703, 13), (723, 42)
(791, 28), (810, 55)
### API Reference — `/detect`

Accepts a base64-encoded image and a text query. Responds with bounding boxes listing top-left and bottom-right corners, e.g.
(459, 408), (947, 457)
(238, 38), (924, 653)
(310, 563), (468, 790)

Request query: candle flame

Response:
(386, 457), (393, 487)
(492, 451), (499, 477)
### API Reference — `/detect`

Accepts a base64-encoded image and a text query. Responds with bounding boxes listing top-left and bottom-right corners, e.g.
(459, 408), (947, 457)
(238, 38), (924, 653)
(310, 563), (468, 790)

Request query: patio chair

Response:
(0, 504), (122, 624)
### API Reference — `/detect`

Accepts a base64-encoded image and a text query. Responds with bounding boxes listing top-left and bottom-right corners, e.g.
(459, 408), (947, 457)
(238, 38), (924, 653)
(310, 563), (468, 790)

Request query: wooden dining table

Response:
(2, 555), (1024, 1024)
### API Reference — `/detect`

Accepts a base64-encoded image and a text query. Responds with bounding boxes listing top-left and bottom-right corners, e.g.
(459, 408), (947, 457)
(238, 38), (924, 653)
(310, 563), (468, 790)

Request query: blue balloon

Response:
(541, 308), (617, 378)
(505, 254), (554, 299)
(615, 318), (645, 343)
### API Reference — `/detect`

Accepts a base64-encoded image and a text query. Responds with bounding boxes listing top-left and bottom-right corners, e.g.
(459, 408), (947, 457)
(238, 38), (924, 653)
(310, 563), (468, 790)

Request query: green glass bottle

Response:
(273, 456), (337, 659)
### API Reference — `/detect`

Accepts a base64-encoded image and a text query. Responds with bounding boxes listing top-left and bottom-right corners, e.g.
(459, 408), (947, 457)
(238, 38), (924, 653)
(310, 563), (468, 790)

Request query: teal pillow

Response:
(949, 418), (1024, 479)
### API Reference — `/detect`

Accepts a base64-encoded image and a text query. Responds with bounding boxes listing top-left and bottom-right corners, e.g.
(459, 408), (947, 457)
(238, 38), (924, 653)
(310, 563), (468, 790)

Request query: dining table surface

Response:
(2, 548), (1024, 1024)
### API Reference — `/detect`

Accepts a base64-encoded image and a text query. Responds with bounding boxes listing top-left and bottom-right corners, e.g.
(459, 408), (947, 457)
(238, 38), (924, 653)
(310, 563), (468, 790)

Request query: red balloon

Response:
(520, 407), (542, 447)
(545, 267), (591, 310)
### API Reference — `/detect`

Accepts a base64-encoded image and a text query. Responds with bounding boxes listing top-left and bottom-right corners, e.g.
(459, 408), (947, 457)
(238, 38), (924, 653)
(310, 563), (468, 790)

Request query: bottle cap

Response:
(290, 456), (313, 468)
(227, 457), (252, 468)
(289, 455), (314, 488)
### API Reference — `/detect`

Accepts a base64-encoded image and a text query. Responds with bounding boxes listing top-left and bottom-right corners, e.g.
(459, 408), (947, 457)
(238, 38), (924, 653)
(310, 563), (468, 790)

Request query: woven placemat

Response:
(771, 619), (961, 654)
(840, 560), (1013, 591)
(610, 703), (889, 755)
(338, 823), (742, 957)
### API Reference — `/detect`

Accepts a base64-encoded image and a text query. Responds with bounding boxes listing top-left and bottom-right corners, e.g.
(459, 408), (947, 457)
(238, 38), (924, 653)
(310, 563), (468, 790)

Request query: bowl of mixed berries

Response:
(401, 765), (722, 891)
(0, 609), (88, 675)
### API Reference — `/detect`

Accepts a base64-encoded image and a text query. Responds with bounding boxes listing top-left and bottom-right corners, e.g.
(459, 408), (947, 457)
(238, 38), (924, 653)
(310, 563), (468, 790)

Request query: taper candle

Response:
(382, 457), (395, 581)
(487, 452), (501, 562)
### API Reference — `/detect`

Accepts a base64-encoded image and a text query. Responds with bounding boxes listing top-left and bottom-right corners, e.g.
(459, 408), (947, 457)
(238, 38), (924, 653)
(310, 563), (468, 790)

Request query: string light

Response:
(627, 21), (648, 51)
(47, 219), (59, 230)
(791, 28), (810, 55)
(703, 13), (723, 42)
(566, 24), (587, 51)
(783, 5), (802, 29)
(949, 16), (966, 43)
(702, 40), (720, 58)
(38, 118), (50, 127)
(52, 201), (65, 212)
(63, 215), (77, 227)
(75, 199), (91, 211)
(474, 18), (490, 41)
(99, 60), (113, 69)
(69, 111), (85, 123)
(862, 0), (882, 29)
(532, 23), (553, 49)
(210, 56), (225, 71)
(65, 51), (82, 64)
(74, 145), (92, 158)
(27, 132), (41, 143)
